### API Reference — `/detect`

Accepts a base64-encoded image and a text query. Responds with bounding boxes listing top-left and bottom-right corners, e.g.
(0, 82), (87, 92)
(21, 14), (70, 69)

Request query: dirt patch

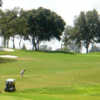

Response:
(17, 57), (41, 62)
(17, 58), (33, 61)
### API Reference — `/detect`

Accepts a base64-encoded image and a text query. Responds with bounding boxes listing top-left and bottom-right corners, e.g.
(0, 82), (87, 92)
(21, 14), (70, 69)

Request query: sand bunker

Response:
(0, 48), (14, 52)
(0, 55), (18, 59)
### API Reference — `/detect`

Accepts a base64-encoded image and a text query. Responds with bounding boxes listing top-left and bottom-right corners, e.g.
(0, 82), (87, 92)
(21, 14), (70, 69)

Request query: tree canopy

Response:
(64, 9), (100, 53)
(0, 7), (65, 50)
(27, 7), (65, 50)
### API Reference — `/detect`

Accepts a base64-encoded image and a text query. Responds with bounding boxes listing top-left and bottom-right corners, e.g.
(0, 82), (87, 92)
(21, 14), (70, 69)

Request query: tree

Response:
(0, 10), (11, 47)
(0, 8), (28, 48)
(0, 7), (65, 50)
(63, 25), (81, 53)
(0, 9), (18, 48)
(15, 9), (29, 48)
(7, 8), (19, 48)
(74, 9), (100, 53)
(27, 7), (65, 50)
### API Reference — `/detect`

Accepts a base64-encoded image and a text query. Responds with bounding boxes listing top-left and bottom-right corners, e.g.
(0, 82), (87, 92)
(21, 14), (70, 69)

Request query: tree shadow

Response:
(17, 49), (75, 55)
(0, 58), (17, 63)
(38, 50), (75, 55)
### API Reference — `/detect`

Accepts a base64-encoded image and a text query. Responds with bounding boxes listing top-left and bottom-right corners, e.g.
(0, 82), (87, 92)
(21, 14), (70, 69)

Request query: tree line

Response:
(0, 7), (65, 50)
(0, 5), (100, 53)
(63, 9), (100, 53)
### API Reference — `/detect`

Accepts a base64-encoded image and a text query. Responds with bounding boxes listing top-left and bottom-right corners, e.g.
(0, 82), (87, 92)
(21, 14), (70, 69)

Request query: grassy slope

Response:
(0, 50), (100, 100)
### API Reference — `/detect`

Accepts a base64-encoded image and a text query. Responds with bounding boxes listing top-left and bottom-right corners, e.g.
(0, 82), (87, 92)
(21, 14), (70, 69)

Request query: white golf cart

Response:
(5, 79), (16, 92)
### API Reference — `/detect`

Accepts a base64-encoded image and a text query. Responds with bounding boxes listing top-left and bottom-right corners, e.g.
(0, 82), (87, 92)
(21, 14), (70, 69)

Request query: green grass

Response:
(0, 50), (100, 100)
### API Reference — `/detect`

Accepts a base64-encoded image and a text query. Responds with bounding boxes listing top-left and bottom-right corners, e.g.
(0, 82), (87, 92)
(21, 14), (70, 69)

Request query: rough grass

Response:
(0, 50), (100, 100)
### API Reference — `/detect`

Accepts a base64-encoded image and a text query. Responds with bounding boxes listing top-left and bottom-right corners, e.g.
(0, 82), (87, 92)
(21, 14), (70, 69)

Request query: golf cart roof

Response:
(6, 79), (15, 82)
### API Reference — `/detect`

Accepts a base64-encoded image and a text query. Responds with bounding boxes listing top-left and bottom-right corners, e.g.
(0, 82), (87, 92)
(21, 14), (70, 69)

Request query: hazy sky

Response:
(2, 0), (100, 25)
(1, 0), (100, 51)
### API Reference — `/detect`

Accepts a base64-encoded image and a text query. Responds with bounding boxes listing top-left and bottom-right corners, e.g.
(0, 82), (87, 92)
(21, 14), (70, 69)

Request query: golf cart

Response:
(5, 79), (16, 92)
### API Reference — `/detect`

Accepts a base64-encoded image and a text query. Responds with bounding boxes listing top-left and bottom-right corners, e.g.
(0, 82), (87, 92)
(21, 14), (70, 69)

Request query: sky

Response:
(1, 0), (100, 51)
(2, 0), (100, 25)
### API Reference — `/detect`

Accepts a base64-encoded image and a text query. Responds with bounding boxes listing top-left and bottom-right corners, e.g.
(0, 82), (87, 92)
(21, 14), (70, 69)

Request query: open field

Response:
(0, 50), (100, 100)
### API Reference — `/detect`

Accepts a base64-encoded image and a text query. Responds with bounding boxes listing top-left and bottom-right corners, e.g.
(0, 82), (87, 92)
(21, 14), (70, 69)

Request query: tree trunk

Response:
(86, 47), (88, 53)
(12, 36), (15, 48)
(37, 40), (40, 51)
(3, 37), (6, 48)
(6, 39), (9, 48)
(79, 41), (82, 53)
(86, 42), (89, 53)
(19, 38), (22, 49)
(19, 36), (23, 49)
(32, 37), (37, 51)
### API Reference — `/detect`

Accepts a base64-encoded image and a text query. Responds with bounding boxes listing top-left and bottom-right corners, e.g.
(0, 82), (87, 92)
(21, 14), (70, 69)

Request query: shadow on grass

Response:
(22, 50), (75, 55)
(0, 58), (17, 63)
(39, 50), (75, 55)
